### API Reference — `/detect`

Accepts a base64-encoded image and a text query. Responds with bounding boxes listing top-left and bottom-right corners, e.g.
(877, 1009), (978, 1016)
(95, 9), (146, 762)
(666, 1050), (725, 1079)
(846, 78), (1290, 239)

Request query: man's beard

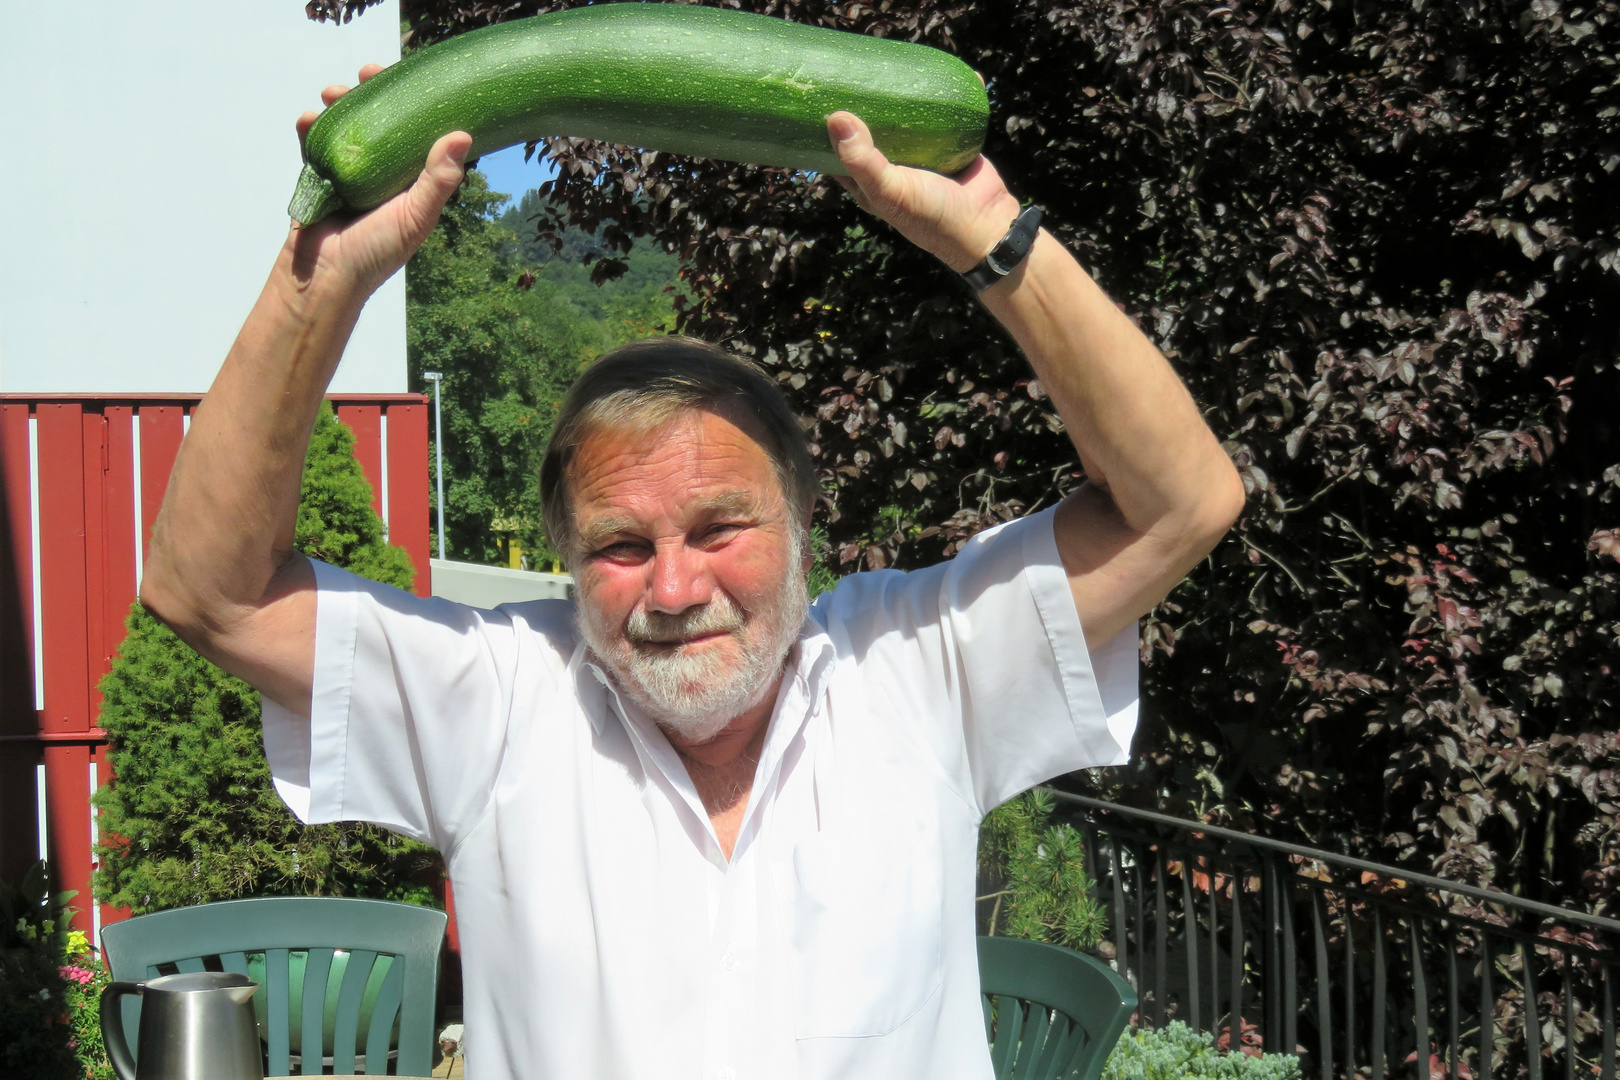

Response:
(576, 559), (809, 743)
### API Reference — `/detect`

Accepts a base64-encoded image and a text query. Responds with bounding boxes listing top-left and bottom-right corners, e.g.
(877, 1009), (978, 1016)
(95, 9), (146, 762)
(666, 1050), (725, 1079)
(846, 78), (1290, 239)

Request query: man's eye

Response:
(594, 541), (647, 560)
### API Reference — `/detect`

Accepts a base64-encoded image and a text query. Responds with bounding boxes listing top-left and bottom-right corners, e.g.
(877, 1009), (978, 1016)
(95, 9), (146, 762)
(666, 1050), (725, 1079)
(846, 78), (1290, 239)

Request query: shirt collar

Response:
(762, 622), (835, 764)
(570, 621), (829, 867)
(573, 620), (835, 863)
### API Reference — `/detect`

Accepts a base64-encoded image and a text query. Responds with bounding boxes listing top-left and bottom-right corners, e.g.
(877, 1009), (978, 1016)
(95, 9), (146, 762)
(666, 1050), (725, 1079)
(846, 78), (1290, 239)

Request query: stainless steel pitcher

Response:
(100, 971), (264, 1080)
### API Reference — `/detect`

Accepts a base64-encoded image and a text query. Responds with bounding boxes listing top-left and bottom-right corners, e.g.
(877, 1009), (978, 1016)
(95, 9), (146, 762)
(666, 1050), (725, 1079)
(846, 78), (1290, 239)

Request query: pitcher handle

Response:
(100, 981), (144, 1080)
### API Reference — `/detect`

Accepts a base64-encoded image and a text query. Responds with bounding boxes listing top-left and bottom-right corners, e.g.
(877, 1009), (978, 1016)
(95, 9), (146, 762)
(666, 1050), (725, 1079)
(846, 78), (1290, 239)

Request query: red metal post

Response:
(336, 404), (384, 520)
(43, 743), (93, 933)
(0, 404), (40, 882)
(35, 404), (95, 930)
(36, 403), (90, 737)
(384, 402), (432, 597)
(101, 407), (139, 670)
(82, 411), (109, 717)
(0, 404), (35, 730)
(137, 405), (185, 564)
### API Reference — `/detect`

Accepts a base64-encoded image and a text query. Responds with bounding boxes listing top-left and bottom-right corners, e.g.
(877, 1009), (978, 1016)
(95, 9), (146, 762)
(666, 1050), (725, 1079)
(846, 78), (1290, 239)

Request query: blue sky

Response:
(471, 143), (561, 210)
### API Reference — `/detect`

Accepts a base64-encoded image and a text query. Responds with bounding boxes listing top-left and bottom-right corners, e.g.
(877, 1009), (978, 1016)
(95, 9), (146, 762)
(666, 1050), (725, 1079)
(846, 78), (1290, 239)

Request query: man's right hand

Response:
(284, 64), (473, 303)
(140, 65), (471, 718)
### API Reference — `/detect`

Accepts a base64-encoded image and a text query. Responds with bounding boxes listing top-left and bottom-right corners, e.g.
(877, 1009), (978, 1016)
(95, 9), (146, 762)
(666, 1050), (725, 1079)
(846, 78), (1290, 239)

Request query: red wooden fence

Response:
(0, 393), (430, 940)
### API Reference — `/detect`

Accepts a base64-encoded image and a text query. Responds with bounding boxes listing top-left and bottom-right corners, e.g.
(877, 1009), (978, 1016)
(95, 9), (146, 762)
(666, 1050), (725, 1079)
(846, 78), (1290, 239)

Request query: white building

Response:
(0, 2), (406, 393)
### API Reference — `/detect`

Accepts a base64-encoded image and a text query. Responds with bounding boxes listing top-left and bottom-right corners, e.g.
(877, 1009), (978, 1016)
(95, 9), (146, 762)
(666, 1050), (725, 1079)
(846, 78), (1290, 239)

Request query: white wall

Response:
(0, 3), (405, 394)
(430, 560), (574, 607)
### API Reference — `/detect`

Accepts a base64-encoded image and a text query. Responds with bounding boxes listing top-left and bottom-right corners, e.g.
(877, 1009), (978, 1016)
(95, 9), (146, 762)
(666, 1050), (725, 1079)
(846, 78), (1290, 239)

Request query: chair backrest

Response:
(978, 936), (1138, 1080)
(101, 896), (447, 1077)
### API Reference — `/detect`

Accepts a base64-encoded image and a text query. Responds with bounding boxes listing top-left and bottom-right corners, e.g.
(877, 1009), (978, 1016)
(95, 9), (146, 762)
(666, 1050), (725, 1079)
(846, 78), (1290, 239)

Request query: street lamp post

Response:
(423, 372), (446, 560)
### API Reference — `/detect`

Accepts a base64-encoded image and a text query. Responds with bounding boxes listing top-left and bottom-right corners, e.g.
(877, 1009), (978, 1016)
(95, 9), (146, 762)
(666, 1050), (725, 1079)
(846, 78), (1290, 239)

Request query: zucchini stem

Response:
(288, 166), (343, 227)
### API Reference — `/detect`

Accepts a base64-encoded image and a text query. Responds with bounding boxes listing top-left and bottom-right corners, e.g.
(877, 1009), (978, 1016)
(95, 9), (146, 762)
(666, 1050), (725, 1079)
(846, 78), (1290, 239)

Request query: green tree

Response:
(380, 0), (1620, 925)
(93, 406), (439, 913)
(409, 173), (684, 566)
(407, 172), (595, 565)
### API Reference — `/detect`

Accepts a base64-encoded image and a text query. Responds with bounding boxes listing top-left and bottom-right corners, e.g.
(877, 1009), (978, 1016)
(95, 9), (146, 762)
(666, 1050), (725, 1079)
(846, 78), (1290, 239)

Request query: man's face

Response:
(568, 406), (809, 743)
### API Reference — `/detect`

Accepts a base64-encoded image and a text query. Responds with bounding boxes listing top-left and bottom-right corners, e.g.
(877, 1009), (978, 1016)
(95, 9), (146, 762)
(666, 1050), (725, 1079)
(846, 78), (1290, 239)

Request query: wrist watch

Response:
(961, 205), (1043, 292)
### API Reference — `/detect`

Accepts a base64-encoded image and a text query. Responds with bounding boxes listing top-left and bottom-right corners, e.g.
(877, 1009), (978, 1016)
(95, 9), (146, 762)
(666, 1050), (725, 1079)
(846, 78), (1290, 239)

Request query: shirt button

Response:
(721, 953), (739, 971)
(718, 1068), (737, 1080)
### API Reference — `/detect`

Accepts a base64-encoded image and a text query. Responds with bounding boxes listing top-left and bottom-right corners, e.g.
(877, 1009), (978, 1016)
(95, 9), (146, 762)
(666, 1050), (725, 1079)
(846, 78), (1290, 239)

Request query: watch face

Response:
(965, 207), (1042, 289)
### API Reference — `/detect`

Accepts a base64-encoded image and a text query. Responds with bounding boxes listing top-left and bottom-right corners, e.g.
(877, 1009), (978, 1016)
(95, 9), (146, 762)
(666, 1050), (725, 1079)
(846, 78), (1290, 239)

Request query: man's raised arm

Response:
(830, 112), (1245, 648)
(138, 69), (471, 717)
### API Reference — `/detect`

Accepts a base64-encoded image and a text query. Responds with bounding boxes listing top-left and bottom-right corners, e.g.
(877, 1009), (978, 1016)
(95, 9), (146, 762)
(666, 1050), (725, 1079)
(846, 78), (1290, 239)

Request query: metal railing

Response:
(1048, 790), (1619, 1080)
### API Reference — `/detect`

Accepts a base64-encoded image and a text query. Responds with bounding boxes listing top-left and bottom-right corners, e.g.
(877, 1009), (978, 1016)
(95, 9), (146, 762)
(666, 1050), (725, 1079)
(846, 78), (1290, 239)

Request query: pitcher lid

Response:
(143, 971), (257, 994)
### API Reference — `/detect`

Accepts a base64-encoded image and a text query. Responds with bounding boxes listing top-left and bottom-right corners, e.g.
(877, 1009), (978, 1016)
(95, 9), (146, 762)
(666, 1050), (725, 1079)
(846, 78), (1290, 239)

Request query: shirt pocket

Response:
(781, 814), (945, 1040)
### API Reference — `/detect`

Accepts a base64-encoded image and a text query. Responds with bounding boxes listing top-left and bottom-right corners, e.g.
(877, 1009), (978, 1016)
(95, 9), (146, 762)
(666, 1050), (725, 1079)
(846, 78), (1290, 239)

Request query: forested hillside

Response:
(406, 172), (683, 566)
(498, 188), (684, 328)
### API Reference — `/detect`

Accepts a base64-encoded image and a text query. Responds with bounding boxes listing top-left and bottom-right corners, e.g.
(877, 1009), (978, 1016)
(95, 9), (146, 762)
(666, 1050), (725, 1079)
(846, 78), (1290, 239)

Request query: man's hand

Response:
(141, 64), (473, 716)
(285, 65), (473, 302)
(826, 111), (1020, 274)
(827, 111), (1244, 651)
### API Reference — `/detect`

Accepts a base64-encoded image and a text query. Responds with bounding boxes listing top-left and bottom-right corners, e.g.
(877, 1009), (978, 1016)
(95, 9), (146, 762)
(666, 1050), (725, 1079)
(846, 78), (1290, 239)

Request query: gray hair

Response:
(539, 337), (817, 565)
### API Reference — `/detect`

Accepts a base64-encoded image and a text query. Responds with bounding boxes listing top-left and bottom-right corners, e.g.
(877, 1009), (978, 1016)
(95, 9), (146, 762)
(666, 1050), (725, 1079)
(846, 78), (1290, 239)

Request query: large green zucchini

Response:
(289, 3), (988, 225)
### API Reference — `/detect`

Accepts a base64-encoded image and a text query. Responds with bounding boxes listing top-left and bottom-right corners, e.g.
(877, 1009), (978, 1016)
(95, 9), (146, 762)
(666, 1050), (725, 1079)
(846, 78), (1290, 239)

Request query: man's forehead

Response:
(564, 406), (795, 543)
(570, 401), (771, 459)
(572, 411), (778, 489)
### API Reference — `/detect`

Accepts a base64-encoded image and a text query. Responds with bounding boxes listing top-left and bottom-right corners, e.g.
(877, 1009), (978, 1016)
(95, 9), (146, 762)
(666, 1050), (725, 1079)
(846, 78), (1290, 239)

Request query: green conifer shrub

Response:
(979, 789), (1107, 950)
(93, 405), (439, 913)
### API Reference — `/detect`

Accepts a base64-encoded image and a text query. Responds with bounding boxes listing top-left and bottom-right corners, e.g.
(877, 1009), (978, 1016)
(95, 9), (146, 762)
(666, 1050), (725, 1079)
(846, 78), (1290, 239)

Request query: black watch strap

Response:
(961, 205), (1043, 292)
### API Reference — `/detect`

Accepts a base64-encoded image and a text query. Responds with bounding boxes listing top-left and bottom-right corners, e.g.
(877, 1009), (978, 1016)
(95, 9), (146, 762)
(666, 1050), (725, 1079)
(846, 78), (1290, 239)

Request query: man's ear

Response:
(800, 507), (816, 574)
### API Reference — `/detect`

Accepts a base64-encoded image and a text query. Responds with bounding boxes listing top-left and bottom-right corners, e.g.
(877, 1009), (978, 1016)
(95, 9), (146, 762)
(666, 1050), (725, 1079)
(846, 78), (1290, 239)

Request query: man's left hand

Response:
(827, 111), (1022, 274)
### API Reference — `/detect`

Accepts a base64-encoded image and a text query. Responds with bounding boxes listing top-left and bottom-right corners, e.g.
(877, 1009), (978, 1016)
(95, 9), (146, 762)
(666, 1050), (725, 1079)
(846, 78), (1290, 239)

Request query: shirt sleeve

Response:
(812, 506), (1138, 815)
(260, 560), (559, 852)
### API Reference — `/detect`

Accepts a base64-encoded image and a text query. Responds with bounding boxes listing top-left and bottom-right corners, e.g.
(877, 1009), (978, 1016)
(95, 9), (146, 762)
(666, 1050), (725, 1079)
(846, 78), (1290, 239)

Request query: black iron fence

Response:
(1048, 791), (1619, 1080)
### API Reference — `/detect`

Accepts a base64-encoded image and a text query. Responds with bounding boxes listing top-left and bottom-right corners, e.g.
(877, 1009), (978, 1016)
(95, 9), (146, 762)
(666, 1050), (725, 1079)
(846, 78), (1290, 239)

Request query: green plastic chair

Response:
(100, 896), (446, 1077)
(979, 936), (1138, 1080)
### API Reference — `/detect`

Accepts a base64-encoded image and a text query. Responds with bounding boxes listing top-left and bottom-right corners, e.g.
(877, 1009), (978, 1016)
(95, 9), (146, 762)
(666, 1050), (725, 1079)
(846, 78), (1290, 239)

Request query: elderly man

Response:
(141, 65), (1243, 1080)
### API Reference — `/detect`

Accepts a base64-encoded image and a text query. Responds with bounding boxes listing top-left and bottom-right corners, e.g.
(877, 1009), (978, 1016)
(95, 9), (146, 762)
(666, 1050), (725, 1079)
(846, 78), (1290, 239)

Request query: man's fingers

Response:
(828, 112), (889, 185)
(302, 68), (380, 146)
(295, 110), (320, 146)
(398, 130), (474, 236)
(311, 66), (380, 123)
(828, 110), (927, 222)
(419, 131), (474, 201)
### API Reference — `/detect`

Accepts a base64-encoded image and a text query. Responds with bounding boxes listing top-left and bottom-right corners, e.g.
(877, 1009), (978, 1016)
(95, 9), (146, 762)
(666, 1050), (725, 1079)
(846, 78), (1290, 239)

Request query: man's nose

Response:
(646, 543), (714, 614)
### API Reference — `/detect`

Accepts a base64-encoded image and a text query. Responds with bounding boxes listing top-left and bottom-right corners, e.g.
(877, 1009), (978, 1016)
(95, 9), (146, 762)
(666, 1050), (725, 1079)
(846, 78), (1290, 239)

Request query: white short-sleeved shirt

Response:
(262, 506), (1138, 1080)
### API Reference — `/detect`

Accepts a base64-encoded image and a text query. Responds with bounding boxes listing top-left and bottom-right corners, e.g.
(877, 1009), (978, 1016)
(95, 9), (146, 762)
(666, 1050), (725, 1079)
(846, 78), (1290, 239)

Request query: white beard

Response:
(577, 569), (809, 743)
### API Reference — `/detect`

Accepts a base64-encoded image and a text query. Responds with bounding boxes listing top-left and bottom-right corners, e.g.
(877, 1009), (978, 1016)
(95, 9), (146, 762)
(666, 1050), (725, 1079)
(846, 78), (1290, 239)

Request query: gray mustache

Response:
(623, 598), (746, 645)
